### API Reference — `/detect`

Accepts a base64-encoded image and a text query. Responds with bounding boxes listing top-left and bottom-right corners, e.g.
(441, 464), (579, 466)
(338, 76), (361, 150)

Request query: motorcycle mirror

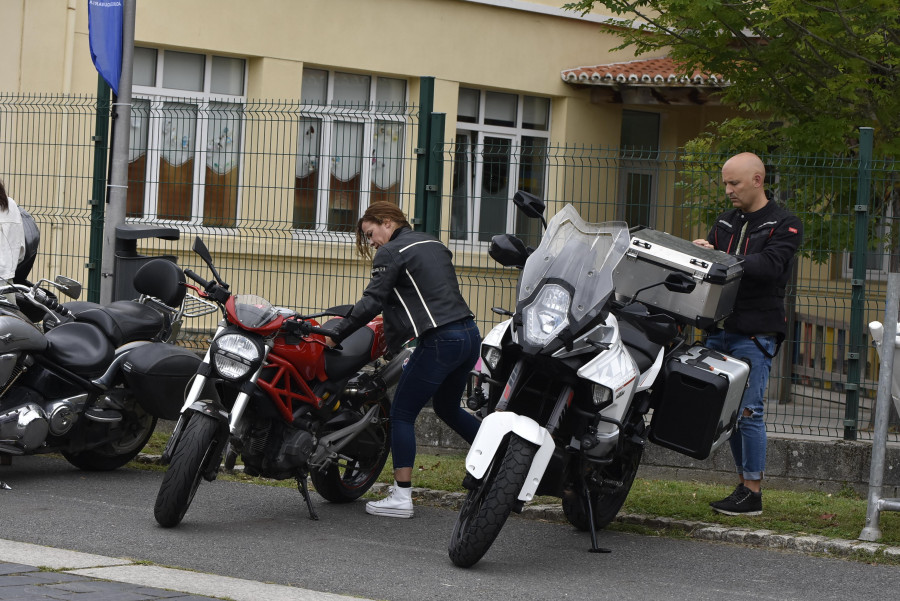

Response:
(489, 234), (529, 268)
(512, 190), (547, 229)
(663, 273), (697, 294)
(191, 236), (229, 289)
(54, 276), (82, 299)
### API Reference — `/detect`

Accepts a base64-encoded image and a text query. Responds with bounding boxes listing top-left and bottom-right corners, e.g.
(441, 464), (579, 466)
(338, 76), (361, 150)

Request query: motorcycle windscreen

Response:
(517, 204), (630, 327)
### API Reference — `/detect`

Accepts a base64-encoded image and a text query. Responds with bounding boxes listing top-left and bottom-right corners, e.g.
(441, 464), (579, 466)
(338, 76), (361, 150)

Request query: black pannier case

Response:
(122, 343), (201, 420)
(649, 345), (750, 460)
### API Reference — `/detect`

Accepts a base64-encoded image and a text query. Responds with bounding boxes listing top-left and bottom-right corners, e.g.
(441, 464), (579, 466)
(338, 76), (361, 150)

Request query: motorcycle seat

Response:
(323, 325), (375, 381)
(63, 301), (165, 347)
(43, 322), (115, 377)
(619, 321), (662, 374)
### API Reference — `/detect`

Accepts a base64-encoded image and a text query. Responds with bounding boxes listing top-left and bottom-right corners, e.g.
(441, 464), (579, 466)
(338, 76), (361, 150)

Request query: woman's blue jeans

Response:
(704, 330), (776, 481)
(390, 318), (482, 469)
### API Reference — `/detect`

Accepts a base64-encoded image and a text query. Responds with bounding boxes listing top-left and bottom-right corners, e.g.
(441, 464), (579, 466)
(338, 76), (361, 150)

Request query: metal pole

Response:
(859, 271), (900, 541)
(844, 127), (874, 440)
(99, 0), (136, 304)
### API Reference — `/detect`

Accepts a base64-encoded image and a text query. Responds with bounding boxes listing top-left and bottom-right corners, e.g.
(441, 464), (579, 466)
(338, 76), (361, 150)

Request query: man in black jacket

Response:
(693, 152), (803, 515)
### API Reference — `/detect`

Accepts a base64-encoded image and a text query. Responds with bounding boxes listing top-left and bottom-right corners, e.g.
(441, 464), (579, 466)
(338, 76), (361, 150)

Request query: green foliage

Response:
(563, 0), (900, 156)
(564, 0), (900, 258)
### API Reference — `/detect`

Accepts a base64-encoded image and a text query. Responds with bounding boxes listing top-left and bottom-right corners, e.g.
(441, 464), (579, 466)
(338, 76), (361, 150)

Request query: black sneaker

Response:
(710, 484), (762, 516)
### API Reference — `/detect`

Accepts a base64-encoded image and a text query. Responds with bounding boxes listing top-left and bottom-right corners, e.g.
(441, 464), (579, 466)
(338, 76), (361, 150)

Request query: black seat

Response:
(323, 325), (376, 381)
(619, 321), (662, 374)
(63, 301), (165, 347)
(43, 322), (115, 377)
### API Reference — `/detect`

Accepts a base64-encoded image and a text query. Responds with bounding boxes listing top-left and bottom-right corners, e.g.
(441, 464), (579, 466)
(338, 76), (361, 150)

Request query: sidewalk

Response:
(0, 539), (364, 601)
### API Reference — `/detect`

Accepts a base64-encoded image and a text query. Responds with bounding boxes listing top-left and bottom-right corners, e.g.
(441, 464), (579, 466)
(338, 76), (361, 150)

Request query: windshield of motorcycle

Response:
(232, 294), (279, 329)
(517, 204), (630, 341)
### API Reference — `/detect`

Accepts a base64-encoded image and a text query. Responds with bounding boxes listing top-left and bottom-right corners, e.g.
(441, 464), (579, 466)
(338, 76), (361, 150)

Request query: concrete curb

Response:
(376, 483), (900, 563)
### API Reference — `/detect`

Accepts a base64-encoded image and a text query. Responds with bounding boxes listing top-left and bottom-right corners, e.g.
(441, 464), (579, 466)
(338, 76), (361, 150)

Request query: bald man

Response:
(693, 152), (803, 516)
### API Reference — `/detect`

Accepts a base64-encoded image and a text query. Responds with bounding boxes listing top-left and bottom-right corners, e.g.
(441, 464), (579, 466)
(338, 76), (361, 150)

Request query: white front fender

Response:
(465, 412), (556, 502)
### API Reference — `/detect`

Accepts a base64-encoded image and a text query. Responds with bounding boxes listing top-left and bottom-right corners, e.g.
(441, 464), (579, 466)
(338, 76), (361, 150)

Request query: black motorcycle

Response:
(0, 259), (214, 483)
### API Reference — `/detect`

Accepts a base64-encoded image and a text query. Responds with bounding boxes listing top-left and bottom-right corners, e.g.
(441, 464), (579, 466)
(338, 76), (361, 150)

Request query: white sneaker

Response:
(366, 483), (414, 518)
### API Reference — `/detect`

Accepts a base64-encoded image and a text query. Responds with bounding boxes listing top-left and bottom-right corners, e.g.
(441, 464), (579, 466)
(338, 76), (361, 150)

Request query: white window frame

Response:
(294, 70), (409, 237)
(130, 49), (247, 230)
(452, 90), (551, 249)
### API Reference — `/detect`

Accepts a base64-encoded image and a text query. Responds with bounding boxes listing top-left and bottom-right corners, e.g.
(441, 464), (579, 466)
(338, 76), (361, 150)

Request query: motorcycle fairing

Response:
(464, 411), (556, 503)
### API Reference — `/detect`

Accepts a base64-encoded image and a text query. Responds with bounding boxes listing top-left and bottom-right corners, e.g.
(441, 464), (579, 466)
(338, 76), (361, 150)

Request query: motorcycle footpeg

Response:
(599, 478), (625, 493)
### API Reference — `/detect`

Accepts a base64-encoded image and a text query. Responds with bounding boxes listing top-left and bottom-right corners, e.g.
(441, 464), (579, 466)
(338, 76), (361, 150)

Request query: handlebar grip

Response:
(184, 269), (211, 289)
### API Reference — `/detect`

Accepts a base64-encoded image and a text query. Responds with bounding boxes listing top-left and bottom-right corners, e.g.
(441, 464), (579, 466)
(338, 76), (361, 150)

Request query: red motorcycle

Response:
(153, 237), (409, 527)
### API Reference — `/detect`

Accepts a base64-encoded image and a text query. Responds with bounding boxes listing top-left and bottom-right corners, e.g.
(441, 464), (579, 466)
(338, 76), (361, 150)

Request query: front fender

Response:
(465, 411), (556, 503)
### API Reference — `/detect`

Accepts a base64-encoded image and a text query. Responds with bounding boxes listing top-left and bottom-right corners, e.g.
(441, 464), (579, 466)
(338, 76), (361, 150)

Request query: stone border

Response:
(384, 483), (900, 563)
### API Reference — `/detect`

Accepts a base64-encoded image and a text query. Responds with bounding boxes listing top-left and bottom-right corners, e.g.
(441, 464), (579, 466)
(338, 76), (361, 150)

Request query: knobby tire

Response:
(153, 414), (219, 528)
(448, 433), (538, 568)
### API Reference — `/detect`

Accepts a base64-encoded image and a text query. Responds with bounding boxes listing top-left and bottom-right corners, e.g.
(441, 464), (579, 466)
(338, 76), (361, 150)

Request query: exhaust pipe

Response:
(378, 347), (412, 389)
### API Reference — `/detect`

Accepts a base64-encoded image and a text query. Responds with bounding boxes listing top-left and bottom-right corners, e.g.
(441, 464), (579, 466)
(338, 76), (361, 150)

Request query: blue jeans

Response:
(390, 318), (482, 469)
(704, 330), (776, 481)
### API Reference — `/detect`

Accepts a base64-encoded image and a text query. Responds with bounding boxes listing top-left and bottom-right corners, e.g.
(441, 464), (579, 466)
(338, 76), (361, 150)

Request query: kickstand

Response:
(582, 473), (610, 554)
(297, 476), (319, 521)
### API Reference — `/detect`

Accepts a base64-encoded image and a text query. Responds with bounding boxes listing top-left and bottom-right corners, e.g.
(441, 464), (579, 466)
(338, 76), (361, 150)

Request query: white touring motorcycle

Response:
(448, 193), (750, 568)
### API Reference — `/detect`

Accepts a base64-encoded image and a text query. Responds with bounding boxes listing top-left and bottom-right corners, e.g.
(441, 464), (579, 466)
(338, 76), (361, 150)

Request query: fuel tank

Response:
(0, 313), (48, 354)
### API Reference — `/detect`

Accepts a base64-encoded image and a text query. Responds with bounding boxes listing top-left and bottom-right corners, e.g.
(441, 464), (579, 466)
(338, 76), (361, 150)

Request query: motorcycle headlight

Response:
(482, 346), (501, 372)
(211, 333), (263, 381)
(523, 284), (571, 346)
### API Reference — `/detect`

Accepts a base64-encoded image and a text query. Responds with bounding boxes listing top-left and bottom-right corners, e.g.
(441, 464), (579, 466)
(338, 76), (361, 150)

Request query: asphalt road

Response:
(1, 455), (899, 601)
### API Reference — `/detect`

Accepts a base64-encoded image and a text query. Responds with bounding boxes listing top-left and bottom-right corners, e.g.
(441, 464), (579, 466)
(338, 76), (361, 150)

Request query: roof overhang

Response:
(561, 58), (729, 106)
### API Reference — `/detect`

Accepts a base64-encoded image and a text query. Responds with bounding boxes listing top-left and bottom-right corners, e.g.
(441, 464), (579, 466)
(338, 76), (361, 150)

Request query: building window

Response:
(293, 69), (408, 232)
(451, 88), (550, 248)
(618, 110), (660, 229)
(129, 48), (246, 228)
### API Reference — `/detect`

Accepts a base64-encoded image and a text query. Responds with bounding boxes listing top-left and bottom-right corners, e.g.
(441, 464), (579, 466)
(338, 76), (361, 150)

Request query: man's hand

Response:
(693, 239), (713, 249)
(323, 336), (338, 348)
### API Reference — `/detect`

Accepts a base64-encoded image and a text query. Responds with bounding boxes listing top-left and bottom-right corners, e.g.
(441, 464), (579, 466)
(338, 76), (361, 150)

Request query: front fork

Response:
(160, 324), (272, 474)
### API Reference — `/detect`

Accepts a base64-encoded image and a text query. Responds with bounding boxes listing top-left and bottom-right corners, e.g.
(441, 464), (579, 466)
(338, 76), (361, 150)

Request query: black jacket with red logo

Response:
(706, 200), (803, 339)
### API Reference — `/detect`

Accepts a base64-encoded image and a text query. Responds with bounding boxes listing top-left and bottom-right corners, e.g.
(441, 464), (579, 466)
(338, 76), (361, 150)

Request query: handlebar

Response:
(283, 318), (342, 350)
(184, 269), (211, 289)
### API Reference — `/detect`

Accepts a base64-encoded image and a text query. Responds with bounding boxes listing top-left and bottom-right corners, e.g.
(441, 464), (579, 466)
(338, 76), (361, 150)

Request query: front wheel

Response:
(448, 433), (538, 568)
(562, 442), (643, 531)
(310, 396), (391, 503)
(153, 413), (220, 528)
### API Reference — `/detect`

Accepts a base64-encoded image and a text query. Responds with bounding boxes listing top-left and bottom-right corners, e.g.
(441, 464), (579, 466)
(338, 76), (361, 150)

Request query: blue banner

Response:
(88, 1), (123, 95)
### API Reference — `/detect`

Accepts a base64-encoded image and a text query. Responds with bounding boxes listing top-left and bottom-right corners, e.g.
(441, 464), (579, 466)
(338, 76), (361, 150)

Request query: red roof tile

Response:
(561, 57), (727, 87)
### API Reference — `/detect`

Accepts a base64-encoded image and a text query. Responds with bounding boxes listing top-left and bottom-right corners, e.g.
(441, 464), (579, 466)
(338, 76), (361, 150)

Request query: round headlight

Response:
(523, 284), (571, 346)
(212, 333), (263, 381)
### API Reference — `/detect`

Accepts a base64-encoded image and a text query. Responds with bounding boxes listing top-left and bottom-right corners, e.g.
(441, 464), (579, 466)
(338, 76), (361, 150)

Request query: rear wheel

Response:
(310, 397), (391, 503)
(153, 413), (220, 528)
(448, 433), (537, 568)
(562, 442), (643, 531)
(62, 402), (157, 471)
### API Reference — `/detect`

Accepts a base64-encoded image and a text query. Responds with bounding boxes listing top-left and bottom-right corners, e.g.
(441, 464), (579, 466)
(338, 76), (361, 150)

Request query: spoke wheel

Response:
(310, 397), (391, 503)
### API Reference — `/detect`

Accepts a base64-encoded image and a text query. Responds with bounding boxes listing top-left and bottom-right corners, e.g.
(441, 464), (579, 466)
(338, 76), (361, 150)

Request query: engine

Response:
(241, 418), (314, 479)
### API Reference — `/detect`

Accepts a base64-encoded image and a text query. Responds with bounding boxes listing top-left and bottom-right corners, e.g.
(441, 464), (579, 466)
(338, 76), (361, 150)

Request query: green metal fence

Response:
(1, 91), (897, 442)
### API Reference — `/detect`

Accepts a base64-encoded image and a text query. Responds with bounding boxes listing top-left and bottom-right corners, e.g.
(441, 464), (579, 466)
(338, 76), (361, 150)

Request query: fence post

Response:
(859, 270), (900, 541)
(414, 76), (435, 229)
(844, 127), (874, 440)
(425, 112), (445, 236)
(88, 78), (112, 303)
